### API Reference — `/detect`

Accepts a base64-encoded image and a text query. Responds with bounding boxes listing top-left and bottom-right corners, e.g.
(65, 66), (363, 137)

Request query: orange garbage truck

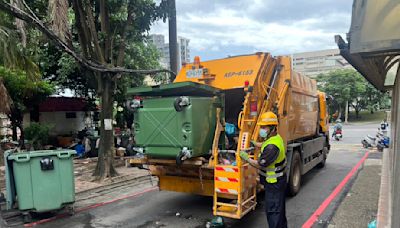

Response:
(127, 52), (330, 219)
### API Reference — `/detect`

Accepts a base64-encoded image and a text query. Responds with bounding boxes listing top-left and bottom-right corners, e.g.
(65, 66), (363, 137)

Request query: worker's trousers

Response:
(265, 175), (288, 228)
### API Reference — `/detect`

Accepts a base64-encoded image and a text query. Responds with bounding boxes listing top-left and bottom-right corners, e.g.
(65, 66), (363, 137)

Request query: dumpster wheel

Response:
(22, 212), (32, 223)
(176, 151), (185, 166)
(65, 205), (75, 216)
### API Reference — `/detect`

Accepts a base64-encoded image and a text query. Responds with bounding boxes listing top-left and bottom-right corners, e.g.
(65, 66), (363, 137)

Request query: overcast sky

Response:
(150, 0), (353, 61)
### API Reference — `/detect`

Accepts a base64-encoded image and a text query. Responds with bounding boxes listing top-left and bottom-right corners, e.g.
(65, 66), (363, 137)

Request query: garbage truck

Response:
(127, 53), (330, 219)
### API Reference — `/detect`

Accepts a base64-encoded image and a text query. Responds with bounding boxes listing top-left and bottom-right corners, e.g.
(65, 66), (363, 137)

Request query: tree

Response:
(0, 0), (170, 180)
(317, 69), (390, 120)
(317, 69), (364, 119)
(0, 66), (54, 142)
(362, 83), (390, 113)
(1, 5), (54, 143)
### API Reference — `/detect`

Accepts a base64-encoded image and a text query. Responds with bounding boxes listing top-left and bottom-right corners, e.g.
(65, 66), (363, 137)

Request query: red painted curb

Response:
(302, 152), (370, 228)
(24, 186), (159, 227)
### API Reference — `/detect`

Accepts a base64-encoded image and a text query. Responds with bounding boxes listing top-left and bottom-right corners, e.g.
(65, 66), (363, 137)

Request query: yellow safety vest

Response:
(260, 134), (286, 184)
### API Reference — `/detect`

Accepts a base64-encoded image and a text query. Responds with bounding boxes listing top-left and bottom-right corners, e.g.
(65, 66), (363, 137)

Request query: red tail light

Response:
(250, 101), (257, 117)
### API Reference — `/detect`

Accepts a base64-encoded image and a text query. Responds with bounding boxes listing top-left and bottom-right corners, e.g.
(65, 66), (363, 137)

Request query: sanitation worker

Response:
(240, 111), (288, 228)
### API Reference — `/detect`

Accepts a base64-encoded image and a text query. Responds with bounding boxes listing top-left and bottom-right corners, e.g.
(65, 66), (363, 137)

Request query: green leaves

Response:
(0, 66), (54, 111)
(317, 69), (390, 116)
(25, 122), (52, 148)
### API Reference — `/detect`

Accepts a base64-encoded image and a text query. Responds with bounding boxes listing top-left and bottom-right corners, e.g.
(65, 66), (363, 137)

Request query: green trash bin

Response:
(7, 150), (76, 212)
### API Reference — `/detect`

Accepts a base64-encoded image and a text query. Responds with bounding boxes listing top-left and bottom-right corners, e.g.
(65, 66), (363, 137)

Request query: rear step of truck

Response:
(213, 154), (258, 219)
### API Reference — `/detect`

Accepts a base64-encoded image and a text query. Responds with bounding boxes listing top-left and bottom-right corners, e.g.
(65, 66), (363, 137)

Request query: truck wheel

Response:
(317, 147), (328, 168)
(288, 152), (301, 196)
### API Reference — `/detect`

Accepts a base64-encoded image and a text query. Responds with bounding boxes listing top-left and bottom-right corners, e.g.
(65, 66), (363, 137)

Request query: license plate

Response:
(186, 69), (203, 78)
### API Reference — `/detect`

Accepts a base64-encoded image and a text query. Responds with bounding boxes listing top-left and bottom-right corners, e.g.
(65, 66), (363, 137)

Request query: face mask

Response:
(259, 128), (268, 138)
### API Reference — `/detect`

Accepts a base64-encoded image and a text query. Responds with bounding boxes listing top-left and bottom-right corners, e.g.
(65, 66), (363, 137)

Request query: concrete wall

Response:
(23, 111), (86, 136)
(379, 69), (400, 227)
(39, 111), (85, 135)
(390, 69), (400, 227)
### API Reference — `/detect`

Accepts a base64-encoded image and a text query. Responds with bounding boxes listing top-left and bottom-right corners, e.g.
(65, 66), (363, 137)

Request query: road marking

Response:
(24, 186), (159, 227)
(302, 152), (370, 228)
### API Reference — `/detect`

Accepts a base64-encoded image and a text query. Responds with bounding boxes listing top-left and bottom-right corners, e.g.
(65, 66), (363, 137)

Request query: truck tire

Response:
(317, 147), (328, 168)
(288, 152), (301, 196)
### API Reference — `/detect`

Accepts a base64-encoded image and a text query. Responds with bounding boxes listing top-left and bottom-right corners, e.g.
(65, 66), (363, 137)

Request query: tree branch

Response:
(0, 1), (175, 76)
(84, 0), (105, 63)
(72, 0), (91, 58)
(99, 0), (111, 62)
(116, 5), (134, 66)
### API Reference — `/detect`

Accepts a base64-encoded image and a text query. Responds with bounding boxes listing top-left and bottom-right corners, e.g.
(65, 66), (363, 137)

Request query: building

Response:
(149, 34), (191, 71)
(149, 34), (169, 69)
(335, 0), (400, 227)
(178, 36), (191, 64)
(23, 97), (88, 136)
(292, 49), (353, 78)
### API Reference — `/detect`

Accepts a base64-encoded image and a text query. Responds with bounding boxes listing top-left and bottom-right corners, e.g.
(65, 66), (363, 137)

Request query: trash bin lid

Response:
(8, 150), (76, 162)
(126, 82), (221, 97)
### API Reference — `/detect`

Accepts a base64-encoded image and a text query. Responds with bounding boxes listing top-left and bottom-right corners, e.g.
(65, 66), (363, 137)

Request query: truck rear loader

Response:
(127, 53), (330, 219)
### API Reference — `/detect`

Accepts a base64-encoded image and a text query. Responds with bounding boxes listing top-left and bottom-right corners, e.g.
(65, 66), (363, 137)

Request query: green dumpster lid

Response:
(126, 82), (221, 97)
(8, 149), (76, 162)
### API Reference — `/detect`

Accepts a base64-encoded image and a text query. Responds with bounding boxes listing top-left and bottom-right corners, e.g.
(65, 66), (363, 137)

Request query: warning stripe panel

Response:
(216, 188), (238, 195)
(215, 177), (239, 182)
(215, 180), (239, 191)
(215, 170), (240, 179)
(215, 166), (239, 172)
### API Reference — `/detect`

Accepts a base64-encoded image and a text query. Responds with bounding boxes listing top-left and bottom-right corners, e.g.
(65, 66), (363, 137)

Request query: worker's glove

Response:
(239, 151), (249, 161)
(250, 140), (257, 147)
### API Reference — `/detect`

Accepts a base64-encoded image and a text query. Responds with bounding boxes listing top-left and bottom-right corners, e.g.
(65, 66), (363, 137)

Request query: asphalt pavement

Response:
(28, 123), (382, 228)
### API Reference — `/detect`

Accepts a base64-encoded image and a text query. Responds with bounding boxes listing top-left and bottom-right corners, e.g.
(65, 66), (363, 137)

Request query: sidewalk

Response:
(0, 157), (151, 194)
(328, 151), (382, 228)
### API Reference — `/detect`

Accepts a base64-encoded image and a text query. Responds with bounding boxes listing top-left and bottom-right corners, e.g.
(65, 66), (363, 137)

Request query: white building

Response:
(292, 49), (353, 78)
(149, 34), (191, 71)
(23, 97), (87, 136)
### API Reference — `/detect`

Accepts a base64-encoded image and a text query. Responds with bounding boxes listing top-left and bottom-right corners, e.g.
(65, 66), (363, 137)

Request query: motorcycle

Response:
(361, 129), (390, 152)
(333, 129), (343, 141)
(361, 135), (376, 148)
(376, 130), (390, 152)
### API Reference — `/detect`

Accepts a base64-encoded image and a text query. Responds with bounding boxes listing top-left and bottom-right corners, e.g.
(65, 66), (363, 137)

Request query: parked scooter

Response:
(376, 130), (390, 152)
(361, 134), (376, 148)
(361, 128), (390, 151)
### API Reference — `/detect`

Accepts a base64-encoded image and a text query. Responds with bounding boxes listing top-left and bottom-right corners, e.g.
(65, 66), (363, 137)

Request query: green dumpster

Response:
(6, 150), (76, 212)
(128, 82), (223, 162)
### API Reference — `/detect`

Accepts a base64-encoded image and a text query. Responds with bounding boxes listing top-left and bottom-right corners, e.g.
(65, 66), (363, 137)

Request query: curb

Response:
(76, 173), (152, 195)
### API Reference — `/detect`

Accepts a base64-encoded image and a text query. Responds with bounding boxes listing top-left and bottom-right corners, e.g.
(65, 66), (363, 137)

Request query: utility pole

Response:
(168, 0), (178, 81)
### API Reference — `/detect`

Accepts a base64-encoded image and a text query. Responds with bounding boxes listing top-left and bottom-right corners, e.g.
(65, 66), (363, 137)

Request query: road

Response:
(34, 123), (381, 228)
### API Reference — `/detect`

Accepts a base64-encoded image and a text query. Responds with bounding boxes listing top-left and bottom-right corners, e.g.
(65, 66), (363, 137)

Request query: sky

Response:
(150, 0), (353, 61)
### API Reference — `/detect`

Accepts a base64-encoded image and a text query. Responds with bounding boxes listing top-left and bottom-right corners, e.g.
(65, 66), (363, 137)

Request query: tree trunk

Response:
(9, 110), (23, 142)
(11, 124), (17, 141)
(93, 76), (118, 179)
(356, 109), (360, 119)
(345, 100), (349, 124)
(337, 106), (342, 120)
(17, 123), (25, 148)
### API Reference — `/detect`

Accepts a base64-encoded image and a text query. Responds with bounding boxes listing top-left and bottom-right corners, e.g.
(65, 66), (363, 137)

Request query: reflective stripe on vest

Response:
(260, 134), (286, 184)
